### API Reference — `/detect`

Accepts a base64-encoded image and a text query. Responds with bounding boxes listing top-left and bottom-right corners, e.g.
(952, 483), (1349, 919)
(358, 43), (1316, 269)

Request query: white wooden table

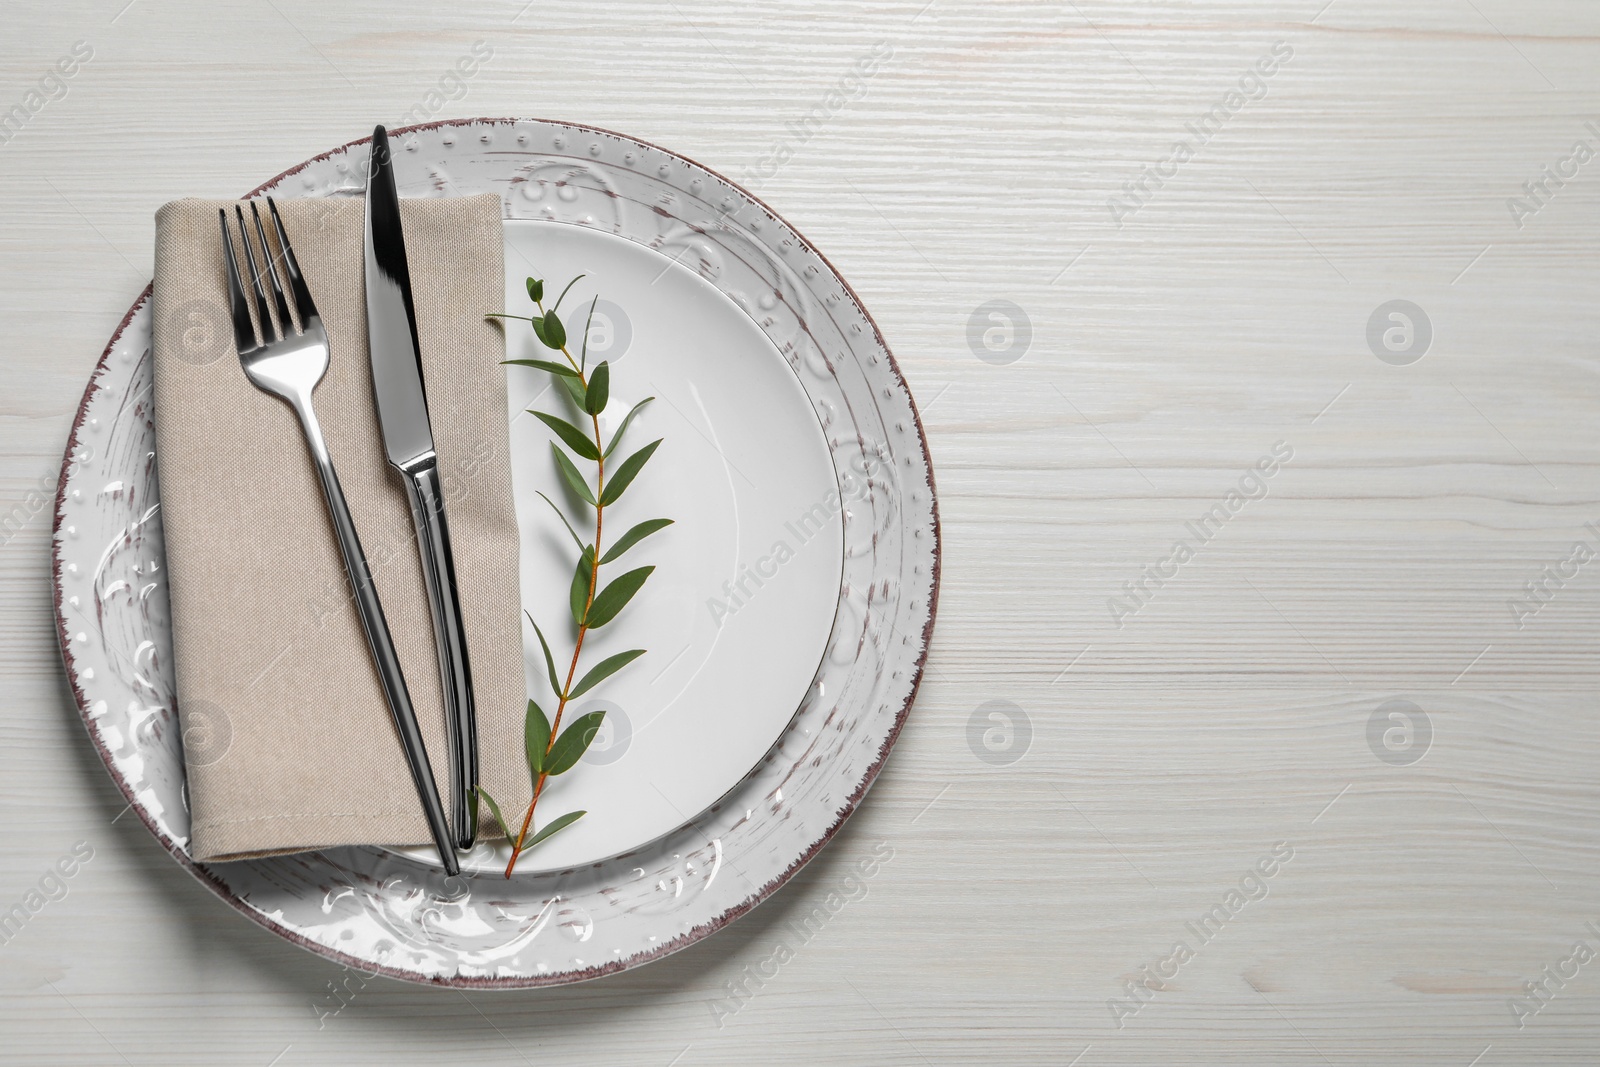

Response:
(3, 1), (1598, 1062)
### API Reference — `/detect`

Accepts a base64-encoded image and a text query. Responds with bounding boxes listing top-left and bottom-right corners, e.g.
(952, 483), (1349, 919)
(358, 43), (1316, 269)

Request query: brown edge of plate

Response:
(49, 116), (942, 988)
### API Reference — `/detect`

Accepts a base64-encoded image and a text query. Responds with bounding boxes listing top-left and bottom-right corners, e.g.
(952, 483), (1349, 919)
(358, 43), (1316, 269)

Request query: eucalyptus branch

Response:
(480, 275), (671, 878)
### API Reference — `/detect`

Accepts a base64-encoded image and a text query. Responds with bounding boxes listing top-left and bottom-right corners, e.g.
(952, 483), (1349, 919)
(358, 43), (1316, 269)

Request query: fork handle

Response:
(296, 402), (460, 877)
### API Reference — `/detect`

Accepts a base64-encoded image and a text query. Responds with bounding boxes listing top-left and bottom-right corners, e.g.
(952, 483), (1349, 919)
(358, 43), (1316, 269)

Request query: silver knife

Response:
(364, 124), (479, 851)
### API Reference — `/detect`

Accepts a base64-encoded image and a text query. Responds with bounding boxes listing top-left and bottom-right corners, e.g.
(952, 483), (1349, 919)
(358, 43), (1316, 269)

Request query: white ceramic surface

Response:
(51, 118), (939, 986)
(397, 221), (844, 874)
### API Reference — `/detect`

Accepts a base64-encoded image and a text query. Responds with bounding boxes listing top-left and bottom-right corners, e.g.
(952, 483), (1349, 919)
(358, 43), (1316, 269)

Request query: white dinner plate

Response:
(391, 220), (843, 874)
(53, 119), (939, 986)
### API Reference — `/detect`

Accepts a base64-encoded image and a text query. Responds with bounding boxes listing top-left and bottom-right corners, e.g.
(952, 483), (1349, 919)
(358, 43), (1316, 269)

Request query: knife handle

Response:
(293, 401), (459, 876)
(400, 455), (480, 851)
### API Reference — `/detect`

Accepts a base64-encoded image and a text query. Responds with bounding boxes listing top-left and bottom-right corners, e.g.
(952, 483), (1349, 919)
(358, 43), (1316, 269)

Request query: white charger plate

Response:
(53, 119), (939, 986)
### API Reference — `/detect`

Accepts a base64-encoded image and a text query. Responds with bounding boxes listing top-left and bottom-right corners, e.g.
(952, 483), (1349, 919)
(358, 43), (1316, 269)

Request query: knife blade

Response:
(364, 124), (480, 852)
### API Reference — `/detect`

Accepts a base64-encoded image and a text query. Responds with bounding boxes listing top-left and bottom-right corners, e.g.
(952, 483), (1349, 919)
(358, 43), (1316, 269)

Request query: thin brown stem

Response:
(505, 333), (606, 877)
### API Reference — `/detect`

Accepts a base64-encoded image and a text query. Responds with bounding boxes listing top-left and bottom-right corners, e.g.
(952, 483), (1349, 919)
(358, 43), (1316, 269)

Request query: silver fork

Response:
(219, 200), (459, 876)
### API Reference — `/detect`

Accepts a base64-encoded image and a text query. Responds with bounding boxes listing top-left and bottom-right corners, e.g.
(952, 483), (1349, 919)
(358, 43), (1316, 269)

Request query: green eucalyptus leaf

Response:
(503, 358), (579, 378)
(569, 545), (595, 627)
(584, 361), (610, 415)
(599, 439), (662, 507)
(534, 411), (601, 461)
(475, 785), (511, 837)
(538, 311), (567, 350)
(603, 397), (654, 458)
(544, 711), (607, 775)
(526, 277), (544, 303)
(524, 699), (551, 779)
(579, 296), (598, 371)
(550, 274), (585, 313)
(526, 610), (563, 701)
(600, 518), (673, 564)
(558, 371), (588, 410)
(551, 444), (596, 506)
(525, 809), (585, 849)
(540, 313), (566, 350)
(536, 491), (583, 549)
(569, 649), (646, 699)
(585, 566), (653, 629)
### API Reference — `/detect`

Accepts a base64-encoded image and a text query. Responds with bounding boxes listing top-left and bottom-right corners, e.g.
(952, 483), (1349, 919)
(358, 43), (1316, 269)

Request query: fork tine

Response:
(218, 208), (259, 354)
(233, 204), (277, 344)
(250, 201), (296, 336)
(266, 197), (320, 328)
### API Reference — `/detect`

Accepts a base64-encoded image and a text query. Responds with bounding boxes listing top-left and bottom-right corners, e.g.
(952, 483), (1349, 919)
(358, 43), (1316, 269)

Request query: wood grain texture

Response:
(3, 0), (1600, 1062)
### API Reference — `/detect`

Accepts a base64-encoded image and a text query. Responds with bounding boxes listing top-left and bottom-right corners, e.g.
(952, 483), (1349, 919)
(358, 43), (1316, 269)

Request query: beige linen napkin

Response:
(152, 194), (523, 861)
